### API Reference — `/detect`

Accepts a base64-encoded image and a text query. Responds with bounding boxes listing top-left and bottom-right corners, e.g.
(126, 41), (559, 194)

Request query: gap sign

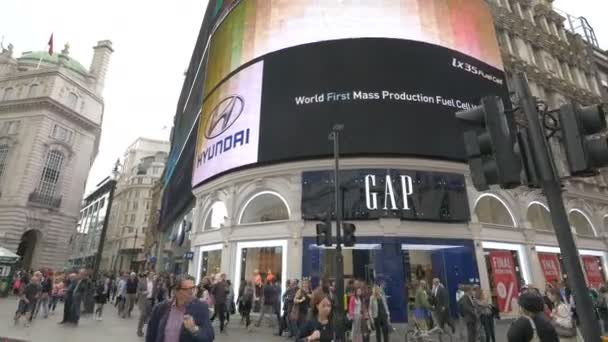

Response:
(301, 169), (470, 222)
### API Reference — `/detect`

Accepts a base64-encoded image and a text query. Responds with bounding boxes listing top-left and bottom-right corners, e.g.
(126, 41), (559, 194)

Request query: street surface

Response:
(0, 296), (512, 342)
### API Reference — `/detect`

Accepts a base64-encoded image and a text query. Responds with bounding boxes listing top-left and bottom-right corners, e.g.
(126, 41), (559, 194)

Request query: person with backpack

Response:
(238, 280), (254, 330)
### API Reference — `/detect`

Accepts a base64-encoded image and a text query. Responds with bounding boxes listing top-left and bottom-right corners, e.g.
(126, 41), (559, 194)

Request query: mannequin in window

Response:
(415, 265), (426, 281)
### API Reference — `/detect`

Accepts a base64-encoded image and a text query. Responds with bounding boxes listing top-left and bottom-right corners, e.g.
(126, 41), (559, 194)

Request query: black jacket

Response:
(458, 295), (477, 323)
(433, 285), (450, 312)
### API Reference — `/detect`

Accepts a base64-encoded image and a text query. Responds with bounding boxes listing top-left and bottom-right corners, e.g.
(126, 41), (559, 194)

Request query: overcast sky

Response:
(0, 1), (605, 196)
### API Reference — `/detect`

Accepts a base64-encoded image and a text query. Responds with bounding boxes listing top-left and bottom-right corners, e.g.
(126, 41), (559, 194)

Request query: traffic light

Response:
(558, 103), (608, 176)
(316, 222), (332, 247)
(342, 223), (356, 247)
(456, 96), (522, 191)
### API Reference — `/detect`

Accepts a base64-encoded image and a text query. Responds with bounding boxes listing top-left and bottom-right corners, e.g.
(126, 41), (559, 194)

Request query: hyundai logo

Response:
(204, 95), (244, 139)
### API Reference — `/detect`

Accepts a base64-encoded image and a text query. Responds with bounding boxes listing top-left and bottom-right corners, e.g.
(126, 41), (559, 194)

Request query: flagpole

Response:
(37, 33), (53, 70)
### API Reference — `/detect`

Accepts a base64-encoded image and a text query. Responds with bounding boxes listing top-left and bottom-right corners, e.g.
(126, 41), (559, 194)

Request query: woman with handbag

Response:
(238, 280), (254, 330)
(348, 287), (364, 342)
(547, 288), (577, 341)
(295, 280), (312, 337)
(369, 285), (390, 342)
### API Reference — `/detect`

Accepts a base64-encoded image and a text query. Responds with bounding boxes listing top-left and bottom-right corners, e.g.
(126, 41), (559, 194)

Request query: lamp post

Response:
(329, 124), (346, 342)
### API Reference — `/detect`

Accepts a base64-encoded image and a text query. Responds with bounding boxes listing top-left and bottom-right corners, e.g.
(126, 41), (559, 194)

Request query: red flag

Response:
(48, 33), (54, 55)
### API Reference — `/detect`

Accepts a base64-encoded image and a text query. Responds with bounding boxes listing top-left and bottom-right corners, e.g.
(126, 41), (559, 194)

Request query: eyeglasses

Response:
(178, 286), (197, 292)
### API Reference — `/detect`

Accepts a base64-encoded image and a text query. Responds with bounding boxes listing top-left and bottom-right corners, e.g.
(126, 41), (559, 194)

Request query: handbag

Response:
(551, 321), (577, 338)
(289, 303), (299, 321)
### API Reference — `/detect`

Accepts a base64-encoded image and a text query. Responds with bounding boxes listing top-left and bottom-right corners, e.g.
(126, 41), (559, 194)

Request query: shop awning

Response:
(0, 246), (19, 263)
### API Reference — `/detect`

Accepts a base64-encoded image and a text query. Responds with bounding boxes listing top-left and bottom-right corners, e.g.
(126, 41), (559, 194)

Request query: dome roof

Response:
(17, 51), (88, 75)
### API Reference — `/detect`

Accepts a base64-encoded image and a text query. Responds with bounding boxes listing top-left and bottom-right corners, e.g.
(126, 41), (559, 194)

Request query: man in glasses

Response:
(146, 274), (214, 342)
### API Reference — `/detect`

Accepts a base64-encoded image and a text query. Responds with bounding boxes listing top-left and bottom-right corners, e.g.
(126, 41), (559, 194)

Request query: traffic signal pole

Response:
(513, 73), (601, 341)
(330, 124), (346, 342)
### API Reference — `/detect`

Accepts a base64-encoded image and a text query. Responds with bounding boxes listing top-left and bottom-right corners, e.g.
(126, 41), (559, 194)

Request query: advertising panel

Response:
(205, 0), (503, 96)
(538, 253), (562, 286)
(301, 169), (469, 222)
(192, 61), (263, 185)
(582, 255), (604, 289)
(488, 250), (519, 313)
(192, 0), (506, 187)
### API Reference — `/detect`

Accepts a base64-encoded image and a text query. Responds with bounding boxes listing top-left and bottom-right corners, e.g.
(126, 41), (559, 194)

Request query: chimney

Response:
(89, 40), (114, 95)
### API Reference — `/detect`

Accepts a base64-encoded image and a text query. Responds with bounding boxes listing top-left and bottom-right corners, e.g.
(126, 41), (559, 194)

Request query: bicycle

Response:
(405, 321), (454, 342)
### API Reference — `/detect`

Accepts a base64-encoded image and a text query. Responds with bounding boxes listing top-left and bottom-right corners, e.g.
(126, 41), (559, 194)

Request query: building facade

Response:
(0, 40), (112, 270)
(102, 138), (169, 272)
(158, 0), (608, 323)
(67, 174), (116, 269)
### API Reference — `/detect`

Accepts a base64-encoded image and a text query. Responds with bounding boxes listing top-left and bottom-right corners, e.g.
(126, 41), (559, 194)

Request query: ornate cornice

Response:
(0, 97), (100, 132)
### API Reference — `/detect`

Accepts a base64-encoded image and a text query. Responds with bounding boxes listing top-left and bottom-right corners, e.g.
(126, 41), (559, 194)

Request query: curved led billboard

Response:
(193, 0), (506, 187)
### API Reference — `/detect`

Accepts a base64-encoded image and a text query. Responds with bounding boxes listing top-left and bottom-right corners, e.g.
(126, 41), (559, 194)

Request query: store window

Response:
(234, 240), (287, 313)
(198, 244), (223, 283)
(482, 242), (530, 315)
(239, 191), (290, 224)
(474, 194), (515, 227)
(568, 209), (597, 237)
(527, 202), (553, 231)
(202, 201), (228, 231)
(581, 253), (607, 289)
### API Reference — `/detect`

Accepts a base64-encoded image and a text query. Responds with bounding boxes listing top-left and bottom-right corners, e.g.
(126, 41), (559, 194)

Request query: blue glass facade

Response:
(302, 236), (479, 322)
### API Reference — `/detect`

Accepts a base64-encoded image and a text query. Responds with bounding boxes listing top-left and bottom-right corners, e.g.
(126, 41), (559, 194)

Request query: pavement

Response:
(0, 296), (514, 342)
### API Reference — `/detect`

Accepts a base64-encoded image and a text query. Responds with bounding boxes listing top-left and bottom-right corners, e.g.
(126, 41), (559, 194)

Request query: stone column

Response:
(470, 223), (491, 294)
(523, 228), (545, 289)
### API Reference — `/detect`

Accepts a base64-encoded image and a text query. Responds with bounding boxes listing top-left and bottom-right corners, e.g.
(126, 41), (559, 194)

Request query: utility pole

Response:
(131, 229), (139, 272)
(92, 178), (117, 279)
(513, 73), (601, 342)
(329, 124), (346, 342)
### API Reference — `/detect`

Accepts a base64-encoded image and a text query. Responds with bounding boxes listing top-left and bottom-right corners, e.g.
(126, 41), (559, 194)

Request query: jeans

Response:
(480, 315), (495, 342)
(256, 304), (277, 327)
(466, 321), (477, 342)
(137, 299), (153, 334)
(50, 296), (59, 312)
(373, 316), (390, 342)
(215, 303), (227, 332)
(126, 293), (137, 317)
(36, 294), (50, 318)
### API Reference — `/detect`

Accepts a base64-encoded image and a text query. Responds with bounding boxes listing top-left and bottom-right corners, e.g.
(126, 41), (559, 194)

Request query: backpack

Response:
(242, 287), (254, 303)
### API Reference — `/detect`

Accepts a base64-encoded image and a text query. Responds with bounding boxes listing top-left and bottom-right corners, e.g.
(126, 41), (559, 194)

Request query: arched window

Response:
(202, 201), (227, 231)
(2, 87), (14, 101)
(474, 194), (515, 227)
(38, 150), (64, 199)
(568, 209), (597, 237)
(0, 145), (9, 180)
(527, 202), (553, 231)
(239, 191), (290, 224)
(67, 92), (78, 109)
(28, 84), (39, 97)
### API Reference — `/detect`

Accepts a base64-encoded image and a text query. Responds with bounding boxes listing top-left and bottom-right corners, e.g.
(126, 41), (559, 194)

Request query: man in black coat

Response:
(431, 278), (455, 333)
(458, 285), (478, 342)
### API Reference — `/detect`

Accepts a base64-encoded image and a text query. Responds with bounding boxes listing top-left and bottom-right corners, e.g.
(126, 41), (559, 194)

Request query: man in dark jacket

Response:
(431, 278), (455, 333)
(458, 285), (478, 342)
(256, 278), (277, 328)
(146, 274), (214, 342)
(211, 273), (227, 333)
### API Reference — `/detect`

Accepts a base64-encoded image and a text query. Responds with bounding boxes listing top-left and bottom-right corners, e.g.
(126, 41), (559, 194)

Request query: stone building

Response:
(0, 40), (112, 270)
(101, 137), (169, 272)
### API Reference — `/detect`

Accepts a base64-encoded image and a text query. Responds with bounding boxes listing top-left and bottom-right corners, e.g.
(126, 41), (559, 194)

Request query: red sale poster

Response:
(488, 250), (519, 312)
(582, 255), (604, 289)
(538, 253), (561, 286)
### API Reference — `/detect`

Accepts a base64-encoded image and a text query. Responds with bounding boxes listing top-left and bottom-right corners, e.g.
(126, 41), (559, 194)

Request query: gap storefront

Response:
(300, 167), (478, 322)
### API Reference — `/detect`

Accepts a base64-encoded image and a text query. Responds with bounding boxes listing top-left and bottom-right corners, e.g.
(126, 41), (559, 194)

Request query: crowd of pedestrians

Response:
(11, 265), (608, 342)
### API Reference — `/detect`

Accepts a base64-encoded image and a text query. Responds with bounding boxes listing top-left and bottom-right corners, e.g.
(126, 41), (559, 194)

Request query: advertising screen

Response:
(204, 0), (502, 97)
(192, 0), (506, 187)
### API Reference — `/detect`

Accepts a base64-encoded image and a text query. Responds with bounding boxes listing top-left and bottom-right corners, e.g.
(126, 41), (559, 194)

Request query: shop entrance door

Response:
(317, 244), (381, 286)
